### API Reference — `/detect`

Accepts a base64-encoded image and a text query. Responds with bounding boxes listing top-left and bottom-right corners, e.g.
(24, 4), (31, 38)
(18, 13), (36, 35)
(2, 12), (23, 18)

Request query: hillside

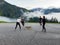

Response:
(0, 1), (29, 18)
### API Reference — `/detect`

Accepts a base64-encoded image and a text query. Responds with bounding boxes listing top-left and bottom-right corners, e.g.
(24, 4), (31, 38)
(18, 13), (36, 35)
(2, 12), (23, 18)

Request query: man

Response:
(39, 16), (42, 25)
(15, 17), (21, 30)
(42, 16), (46, 32)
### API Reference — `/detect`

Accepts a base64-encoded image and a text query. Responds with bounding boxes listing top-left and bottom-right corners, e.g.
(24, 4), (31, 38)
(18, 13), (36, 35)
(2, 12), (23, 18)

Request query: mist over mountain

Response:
(29, 8), (42, 12)
(0, 0), (60, 19)
(0, 0), (29, 18)
(30, 8), (60, 15)
(24, 7), (60, 22)
(0, 0), (60, 22)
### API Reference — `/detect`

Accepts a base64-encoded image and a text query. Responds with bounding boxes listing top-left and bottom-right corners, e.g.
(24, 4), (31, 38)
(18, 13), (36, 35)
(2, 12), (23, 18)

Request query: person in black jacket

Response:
(21, 17), (25, 26)
(42, 16), (46, 32)
(39, 16), (42, 25)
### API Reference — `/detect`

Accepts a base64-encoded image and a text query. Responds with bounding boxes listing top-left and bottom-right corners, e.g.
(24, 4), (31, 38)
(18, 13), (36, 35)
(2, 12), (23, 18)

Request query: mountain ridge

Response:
(29, 8), (60, 14)
(0, 1), (29, 18)
(0, 0), (60, 18)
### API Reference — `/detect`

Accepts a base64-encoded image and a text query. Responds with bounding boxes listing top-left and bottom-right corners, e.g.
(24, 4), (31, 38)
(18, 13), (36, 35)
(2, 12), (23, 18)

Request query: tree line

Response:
(28, 17), (58, 23)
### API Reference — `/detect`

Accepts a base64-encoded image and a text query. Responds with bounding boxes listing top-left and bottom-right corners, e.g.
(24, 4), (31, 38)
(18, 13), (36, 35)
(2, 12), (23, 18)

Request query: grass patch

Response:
(0, 21), (7, 23)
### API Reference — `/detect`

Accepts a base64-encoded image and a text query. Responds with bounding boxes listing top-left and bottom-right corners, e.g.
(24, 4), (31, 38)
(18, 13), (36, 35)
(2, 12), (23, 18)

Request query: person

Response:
(39, 16), (42, 25)
(21, 17), (25, 27)
(42, 16), (46, 32)
(15, 17), (21, 30)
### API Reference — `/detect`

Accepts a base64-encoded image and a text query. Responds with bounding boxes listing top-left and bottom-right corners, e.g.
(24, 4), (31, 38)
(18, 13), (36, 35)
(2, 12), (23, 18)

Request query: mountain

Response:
(29, 8), (60, 15)
(30, 8), (42, 12)
(0, 1), (29, 18)
(43, 8), (60, 14)
(0, 0), (60, 18)
(0, 0), (4, 2)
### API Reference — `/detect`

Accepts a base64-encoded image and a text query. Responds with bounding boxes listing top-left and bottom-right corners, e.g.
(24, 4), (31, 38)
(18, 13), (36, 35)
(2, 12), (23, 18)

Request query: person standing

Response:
(39, 16), (42, 25)
(15, 17), (21, 30)
(42, 16), (46, 32)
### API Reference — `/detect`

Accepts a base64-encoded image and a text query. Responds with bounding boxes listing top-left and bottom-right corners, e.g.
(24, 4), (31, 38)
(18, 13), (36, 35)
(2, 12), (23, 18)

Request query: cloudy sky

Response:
(5, 0), (60, 9)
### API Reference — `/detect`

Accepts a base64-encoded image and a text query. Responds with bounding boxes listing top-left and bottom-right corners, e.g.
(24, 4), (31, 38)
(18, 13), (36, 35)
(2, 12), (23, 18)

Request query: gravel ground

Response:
(0, 23), (60, 45)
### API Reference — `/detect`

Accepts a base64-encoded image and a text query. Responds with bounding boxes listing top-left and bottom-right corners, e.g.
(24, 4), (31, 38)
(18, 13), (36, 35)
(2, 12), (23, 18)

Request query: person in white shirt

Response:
(15, 17), (21, 30)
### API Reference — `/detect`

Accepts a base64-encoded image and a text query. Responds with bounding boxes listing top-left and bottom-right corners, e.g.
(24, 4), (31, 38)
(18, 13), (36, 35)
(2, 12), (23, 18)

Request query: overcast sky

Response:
(5, 0), (60, 9)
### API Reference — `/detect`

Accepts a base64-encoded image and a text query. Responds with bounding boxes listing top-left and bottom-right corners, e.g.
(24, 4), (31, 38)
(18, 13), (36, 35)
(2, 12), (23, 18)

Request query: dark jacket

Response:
(39, 18), (42, 23)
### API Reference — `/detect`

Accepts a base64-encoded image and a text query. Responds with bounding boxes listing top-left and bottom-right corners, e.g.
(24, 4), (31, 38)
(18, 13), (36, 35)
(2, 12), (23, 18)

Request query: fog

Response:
(24, 11), (60, 22)
(0, 12), (60, 22)
(0, 16), (16, 22)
